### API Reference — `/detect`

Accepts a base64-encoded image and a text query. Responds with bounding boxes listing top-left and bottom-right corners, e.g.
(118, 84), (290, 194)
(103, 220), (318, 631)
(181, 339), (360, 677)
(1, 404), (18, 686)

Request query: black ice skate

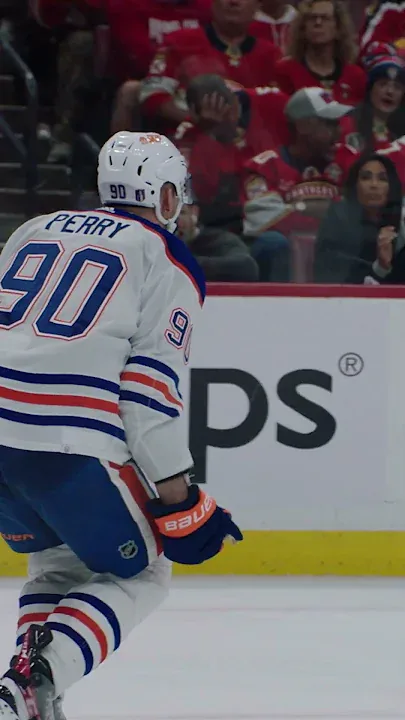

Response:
(0, 624), (56, 720)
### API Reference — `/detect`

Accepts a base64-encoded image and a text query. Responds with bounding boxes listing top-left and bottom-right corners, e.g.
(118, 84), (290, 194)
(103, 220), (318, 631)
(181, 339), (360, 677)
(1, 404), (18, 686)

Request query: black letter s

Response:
(277, 370), (336, 449)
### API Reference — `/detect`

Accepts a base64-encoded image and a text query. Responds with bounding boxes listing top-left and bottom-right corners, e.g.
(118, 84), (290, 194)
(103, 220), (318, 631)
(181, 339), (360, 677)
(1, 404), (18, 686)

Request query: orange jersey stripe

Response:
(121, 371), (183, 408)
(0, 385), (118, 414)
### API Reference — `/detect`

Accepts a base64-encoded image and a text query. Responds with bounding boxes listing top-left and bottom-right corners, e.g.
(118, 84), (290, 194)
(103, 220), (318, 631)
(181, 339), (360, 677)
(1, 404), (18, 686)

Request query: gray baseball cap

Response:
(285, 87), (353, 121)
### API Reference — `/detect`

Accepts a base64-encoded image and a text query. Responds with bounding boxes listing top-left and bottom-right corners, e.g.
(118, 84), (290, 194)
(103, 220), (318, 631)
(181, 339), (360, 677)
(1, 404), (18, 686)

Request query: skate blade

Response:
(0, 699), (18, 720)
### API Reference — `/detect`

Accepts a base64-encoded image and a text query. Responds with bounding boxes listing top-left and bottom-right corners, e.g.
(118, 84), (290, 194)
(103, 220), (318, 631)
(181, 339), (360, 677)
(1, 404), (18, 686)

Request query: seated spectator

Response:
(108, 0), (212, 133)
(250, 0), (297, 54)
(242, 87), (358, 281)
(315, 152), (405, 283)
(175, 74), (289, 230)
(342, 54), (405, 152)
(177, 203), (259, 281)
(360, 0), (405, 56)
(274, 0), (366, 105)
(139, 0), (281, 136)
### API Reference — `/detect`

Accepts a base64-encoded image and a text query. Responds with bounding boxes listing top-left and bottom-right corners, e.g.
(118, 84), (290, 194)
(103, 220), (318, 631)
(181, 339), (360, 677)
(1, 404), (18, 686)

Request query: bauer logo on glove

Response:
(147, 485), (243, 565)
(161, 492), (216, 536)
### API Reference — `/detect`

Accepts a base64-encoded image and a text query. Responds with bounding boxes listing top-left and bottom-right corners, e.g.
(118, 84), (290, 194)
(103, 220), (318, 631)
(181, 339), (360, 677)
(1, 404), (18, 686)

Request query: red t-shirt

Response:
(140, 25), (281, 133)
(242, 143), (359, 236)
(101, 0), (212, 79)
(274, 56), (367, 105)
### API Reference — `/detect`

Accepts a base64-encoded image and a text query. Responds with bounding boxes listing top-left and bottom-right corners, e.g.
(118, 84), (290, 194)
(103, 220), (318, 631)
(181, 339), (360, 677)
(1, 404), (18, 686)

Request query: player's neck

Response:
(115, 205), (160, 225)
(212, 21), (248, 47)
(305, 44), (335, 73)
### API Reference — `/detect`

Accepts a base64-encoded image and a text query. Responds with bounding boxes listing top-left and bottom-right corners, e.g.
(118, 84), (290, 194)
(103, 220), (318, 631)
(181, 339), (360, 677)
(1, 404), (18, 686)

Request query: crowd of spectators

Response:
(3, 0), (405, 284)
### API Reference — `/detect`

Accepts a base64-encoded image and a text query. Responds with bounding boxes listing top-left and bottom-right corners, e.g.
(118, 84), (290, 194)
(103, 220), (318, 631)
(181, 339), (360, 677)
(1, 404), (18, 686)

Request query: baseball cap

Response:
(285, 87), (353, 121)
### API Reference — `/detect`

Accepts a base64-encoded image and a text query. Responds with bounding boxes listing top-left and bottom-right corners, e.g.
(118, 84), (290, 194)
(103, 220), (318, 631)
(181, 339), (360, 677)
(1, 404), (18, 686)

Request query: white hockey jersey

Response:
(0, 207), (205, 484)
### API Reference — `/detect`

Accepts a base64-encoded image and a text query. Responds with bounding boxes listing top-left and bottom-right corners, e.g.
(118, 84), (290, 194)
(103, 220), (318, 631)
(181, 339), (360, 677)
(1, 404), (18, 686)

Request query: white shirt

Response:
(0, 207), (205, 484)
(254, 5), (297, 53)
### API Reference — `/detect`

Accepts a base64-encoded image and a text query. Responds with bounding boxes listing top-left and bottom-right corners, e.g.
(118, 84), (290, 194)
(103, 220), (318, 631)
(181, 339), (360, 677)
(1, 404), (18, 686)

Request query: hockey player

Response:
(0, 131), (243, 720)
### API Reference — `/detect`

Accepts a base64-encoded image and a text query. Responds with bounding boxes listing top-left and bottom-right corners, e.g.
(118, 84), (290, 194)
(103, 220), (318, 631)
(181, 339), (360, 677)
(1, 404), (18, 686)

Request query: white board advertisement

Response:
(186, 295), (405, 531)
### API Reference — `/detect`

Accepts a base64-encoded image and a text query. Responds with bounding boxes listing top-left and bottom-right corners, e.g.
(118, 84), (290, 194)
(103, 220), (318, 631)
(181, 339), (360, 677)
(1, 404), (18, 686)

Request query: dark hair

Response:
(344, 151), (403, 230)
(186, 74), (234, 113)
(353, 87), (405, 151)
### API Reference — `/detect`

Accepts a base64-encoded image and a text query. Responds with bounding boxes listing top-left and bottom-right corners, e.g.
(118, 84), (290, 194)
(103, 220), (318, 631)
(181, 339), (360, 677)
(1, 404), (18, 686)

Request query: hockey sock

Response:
(39, 557), (170, 695)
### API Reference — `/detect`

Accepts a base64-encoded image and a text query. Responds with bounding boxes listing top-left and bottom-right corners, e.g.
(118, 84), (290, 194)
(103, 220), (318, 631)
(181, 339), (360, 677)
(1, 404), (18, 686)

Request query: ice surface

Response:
(1, 576), (405, 720)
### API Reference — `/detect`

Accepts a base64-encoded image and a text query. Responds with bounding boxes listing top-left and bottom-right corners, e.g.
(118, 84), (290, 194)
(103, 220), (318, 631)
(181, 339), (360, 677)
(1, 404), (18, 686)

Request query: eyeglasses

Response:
(305, 13), (336, 24)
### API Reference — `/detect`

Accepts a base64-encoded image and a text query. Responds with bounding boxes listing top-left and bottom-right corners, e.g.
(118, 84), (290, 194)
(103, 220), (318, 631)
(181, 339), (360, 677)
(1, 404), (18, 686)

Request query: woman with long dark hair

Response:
(314, 151), (405, 283)
(343, 53), (405, 151)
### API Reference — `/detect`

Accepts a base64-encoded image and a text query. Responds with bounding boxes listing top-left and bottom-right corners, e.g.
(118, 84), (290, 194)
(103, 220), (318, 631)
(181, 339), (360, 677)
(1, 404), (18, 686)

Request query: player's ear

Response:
(191, 204), (200, 226)
(160, 183), (178, 220)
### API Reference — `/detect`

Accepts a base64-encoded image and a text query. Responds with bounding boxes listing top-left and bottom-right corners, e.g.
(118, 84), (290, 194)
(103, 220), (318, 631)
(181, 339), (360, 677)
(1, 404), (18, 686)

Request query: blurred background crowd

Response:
(2, 0), (405, 284)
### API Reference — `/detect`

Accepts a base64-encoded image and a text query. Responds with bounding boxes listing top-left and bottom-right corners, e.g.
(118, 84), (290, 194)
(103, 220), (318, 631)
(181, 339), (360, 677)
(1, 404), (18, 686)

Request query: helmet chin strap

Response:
(155, 198), (183, 234)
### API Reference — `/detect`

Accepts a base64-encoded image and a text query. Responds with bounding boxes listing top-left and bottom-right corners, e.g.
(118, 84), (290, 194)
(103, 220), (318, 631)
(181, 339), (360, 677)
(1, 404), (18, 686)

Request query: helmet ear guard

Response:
(97, 132), (189, 232)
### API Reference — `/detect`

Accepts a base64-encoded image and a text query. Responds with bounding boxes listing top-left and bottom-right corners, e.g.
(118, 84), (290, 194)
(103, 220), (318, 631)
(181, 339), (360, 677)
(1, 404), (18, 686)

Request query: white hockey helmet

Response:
(97, 131), (190, 231)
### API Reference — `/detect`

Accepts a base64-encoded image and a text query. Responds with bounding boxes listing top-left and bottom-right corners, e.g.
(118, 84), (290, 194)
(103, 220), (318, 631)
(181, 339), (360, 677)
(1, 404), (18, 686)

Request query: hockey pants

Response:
(0, 446), (171, 693)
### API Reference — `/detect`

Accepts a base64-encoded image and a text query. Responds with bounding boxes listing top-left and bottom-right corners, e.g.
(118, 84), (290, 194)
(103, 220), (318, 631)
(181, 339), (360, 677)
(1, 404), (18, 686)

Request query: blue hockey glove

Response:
(147, 484), (243, 565)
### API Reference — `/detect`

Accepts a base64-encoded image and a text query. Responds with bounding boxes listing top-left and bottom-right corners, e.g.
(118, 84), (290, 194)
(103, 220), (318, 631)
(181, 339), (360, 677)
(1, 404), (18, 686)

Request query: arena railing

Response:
(71, 132), (100, 208)
(0, 31), (38, 217)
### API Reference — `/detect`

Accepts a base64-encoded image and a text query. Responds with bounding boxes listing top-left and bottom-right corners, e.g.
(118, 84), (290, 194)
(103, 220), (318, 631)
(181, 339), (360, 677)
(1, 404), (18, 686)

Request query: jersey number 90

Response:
(0, 241), (127, 340)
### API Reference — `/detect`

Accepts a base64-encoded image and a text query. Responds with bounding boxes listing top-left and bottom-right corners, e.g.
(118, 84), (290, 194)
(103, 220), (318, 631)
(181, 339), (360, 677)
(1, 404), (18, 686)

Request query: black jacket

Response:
(189, 227), (258, 282)
(314, 199), (405, 284)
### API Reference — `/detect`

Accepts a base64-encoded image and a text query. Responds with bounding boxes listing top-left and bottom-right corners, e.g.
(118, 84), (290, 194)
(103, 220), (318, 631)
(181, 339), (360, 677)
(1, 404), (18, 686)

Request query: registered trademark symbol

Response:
(338, 353), (364, 376)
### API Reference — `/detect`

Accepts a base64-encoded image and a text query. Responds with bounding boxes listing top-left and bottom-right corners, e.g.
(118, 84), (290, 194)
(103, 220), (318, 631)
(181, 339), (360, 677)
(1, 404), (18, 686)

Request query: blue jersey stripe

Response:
(46, 622), (93, 674)
(120, 390), (180, 418)
(0, 365), (119, 395)
(100, 208), (206, 305)
(20, 593), (64, 608)
(127, 355), (182, 399)
(67, 592), (121, 650)
(0, 406), (126, 440)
